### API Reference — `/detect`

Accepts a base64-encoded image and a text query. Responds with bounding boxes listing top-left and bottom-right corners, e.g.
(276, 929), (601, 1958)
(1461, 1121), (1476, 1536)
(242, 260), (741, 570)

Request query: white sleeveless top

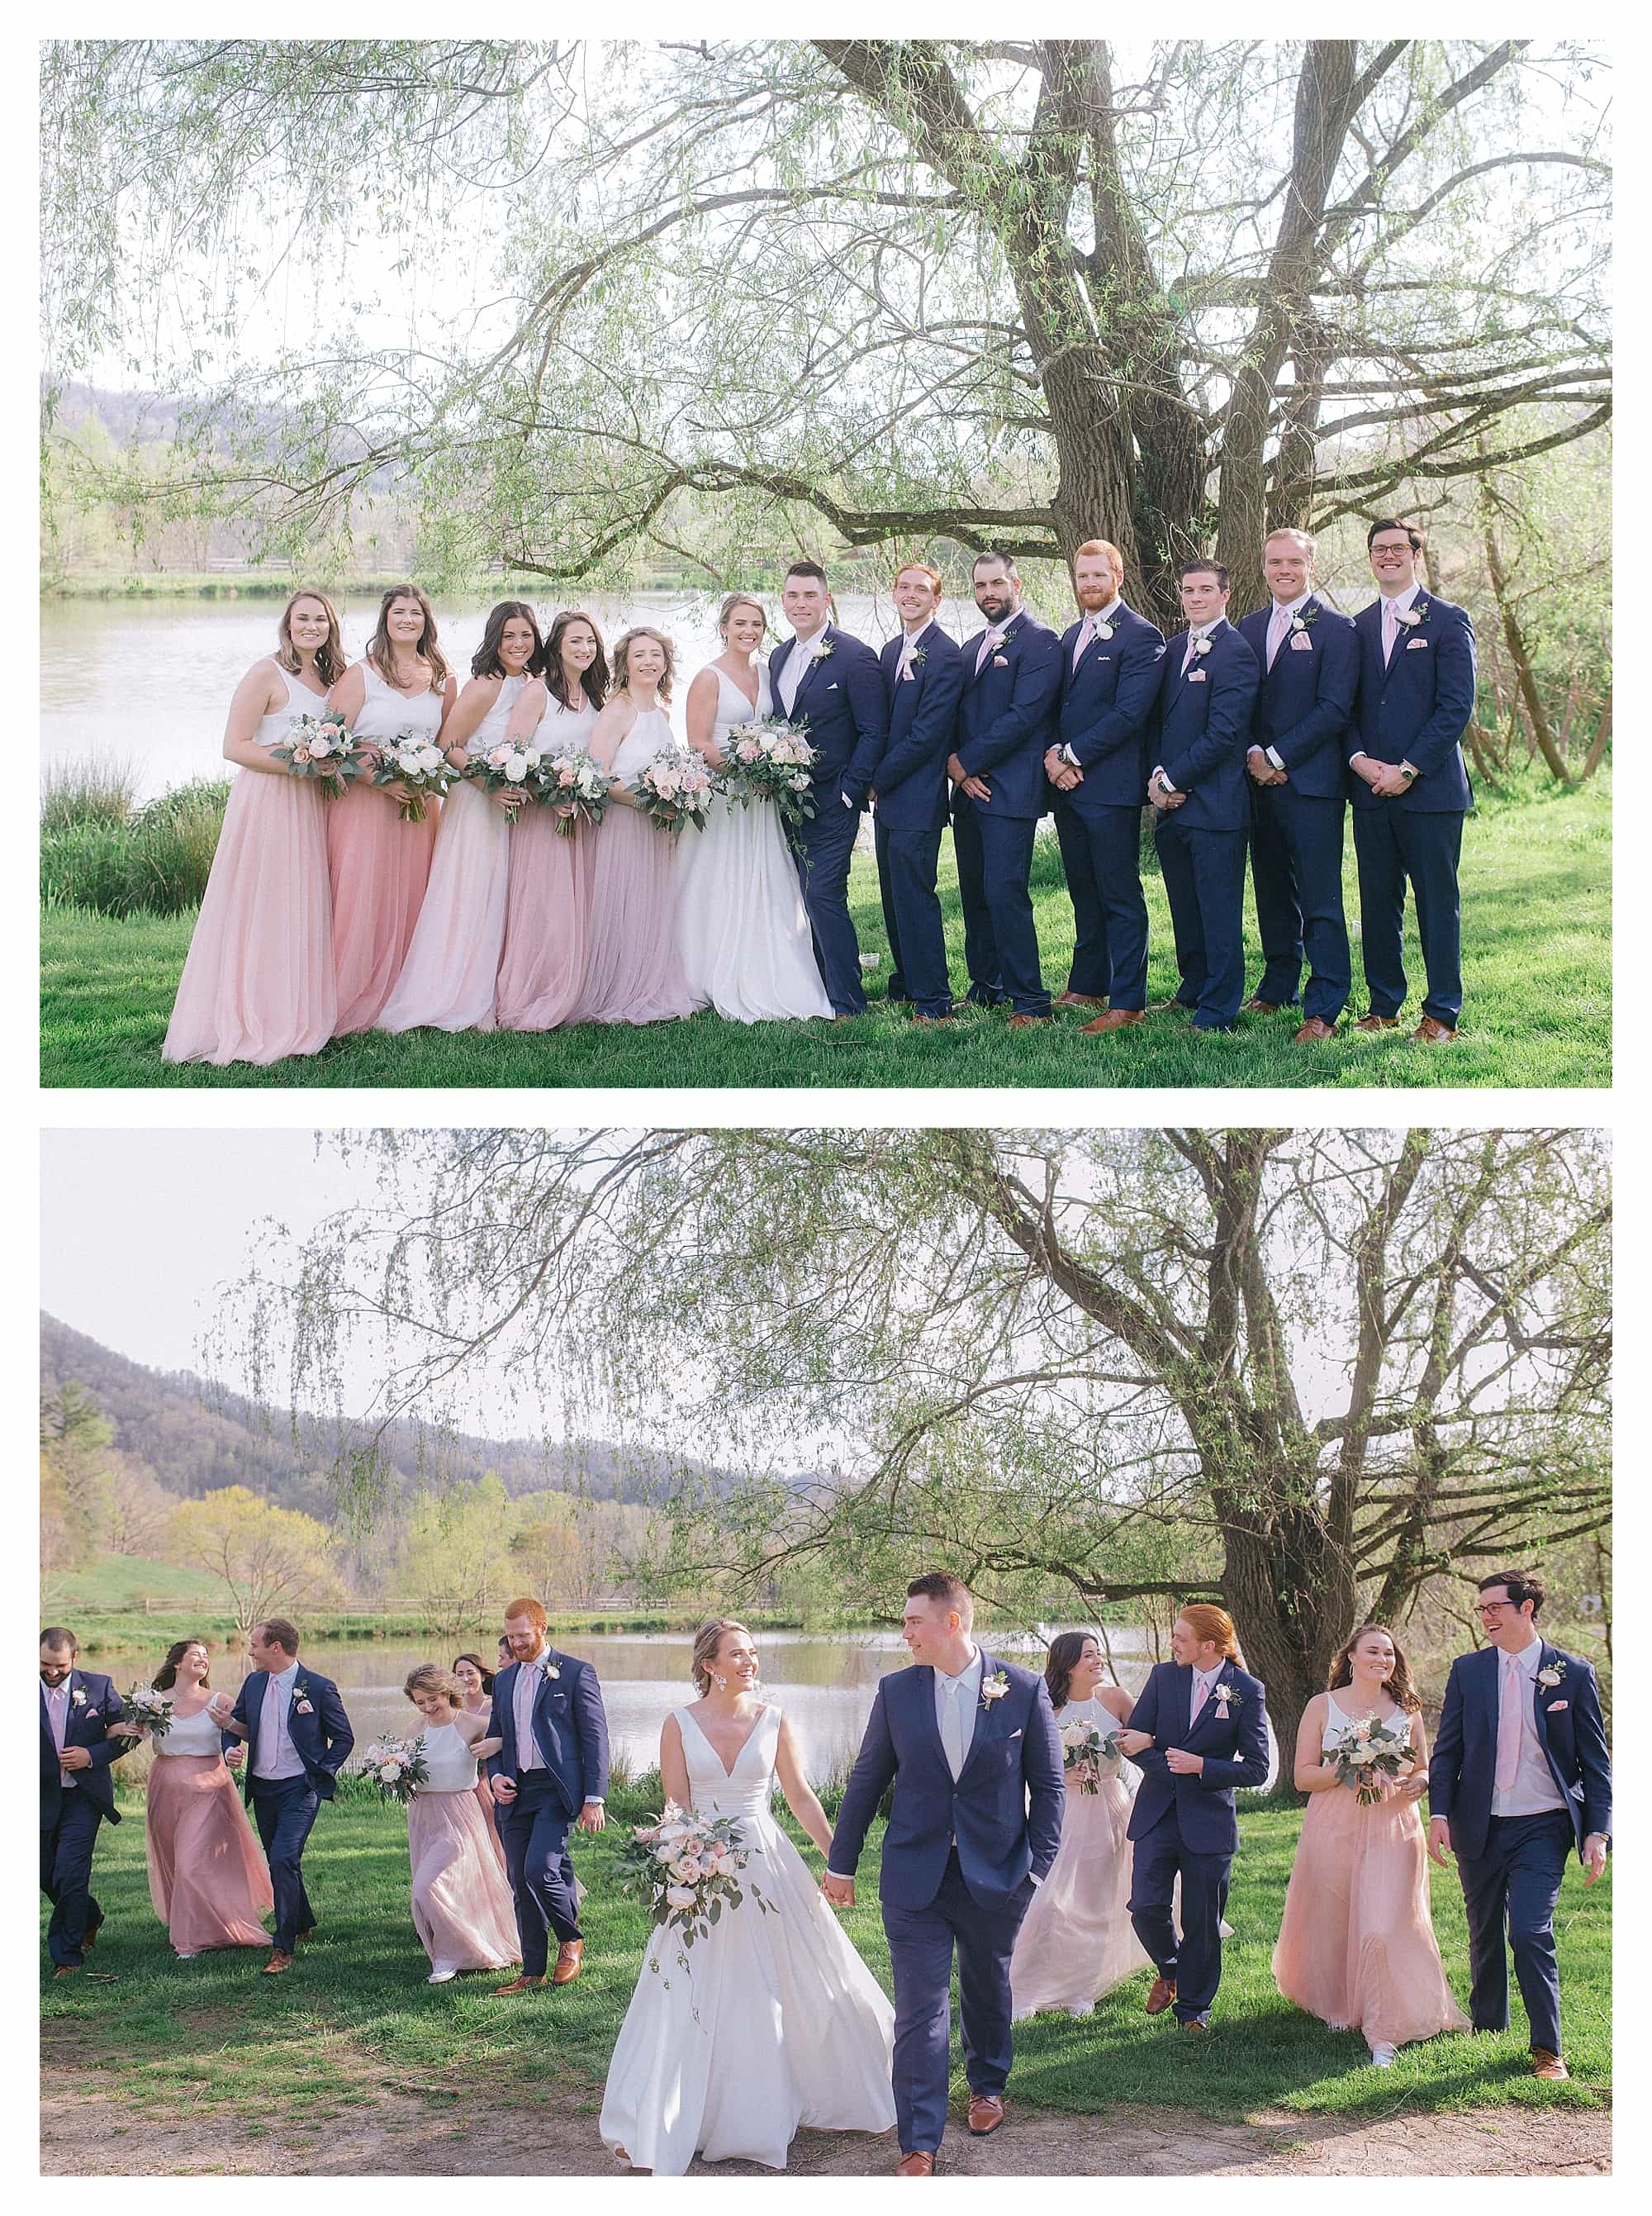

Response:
(465, 673), (530, 760)
(1322, 1690), (1407, 1750)
(154, 1703), (225, 1757)
(414, 1721), (482, 1794)
(354, 660), (444, 748)
(1054, 1695), (1126, 1781)
(253, 667), (329, 750)
(538, 690), (600, 750)
(609, 704), (674, 782)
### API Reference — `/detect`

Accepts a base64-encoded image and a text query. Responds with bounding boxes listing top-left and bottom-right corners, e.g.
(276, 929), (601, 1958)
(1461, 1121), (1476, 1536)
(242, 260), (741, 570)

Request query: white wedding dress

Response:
(676, 664), (833, 1020)
(598, 1704), (895, 2173)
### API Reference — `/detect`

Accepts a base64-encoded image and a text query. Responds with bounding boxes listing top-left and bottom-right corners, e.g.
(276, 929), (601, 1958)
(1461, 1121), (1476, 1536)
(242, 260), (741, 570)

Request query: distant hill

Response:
(40, 1312), (735, 1517)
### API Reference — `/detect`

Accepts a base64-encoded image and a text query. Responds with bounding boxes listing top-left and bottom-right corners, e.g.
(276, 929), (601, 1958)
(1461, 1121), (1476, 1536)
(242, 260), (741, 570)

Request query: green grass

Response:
(44, 1781), (1608, 2122)
(44, 1557), (228, 1615)
(40, 774), (1607, 1089)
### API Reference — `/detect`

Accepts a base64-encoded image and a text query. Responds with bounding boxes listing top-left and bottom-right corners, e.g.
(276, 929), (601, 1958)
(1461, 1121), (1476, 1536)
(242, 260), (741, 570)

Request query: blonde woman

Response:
(400, 1665), (516, 1984)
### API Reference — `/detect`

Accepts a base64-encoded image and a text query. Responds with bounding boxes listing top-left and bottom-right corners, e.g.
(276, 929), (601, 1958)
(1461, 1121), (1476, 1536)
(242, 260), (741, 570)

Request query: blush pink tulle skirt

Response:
(495, 804), (596, 1029)
(145, 1755), (274, 1951)
(1272, 1786), (1469, 2048)
(1010, 1774), (1150, 2017)
(326, 779), (437, 1033)
(571, 809), (699, 1025)
(407, 1790), (520, 1974)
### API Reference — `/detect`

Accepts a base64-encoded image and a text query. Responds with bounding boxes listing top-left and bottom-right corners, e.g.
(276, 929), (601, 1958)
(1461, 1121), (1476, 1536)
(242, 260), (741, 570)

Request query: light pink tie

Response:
(1189, 1672), (1210, 1726)
(1494, 1652), (1523, 1795)
(1267, 605), (1290, 670)
(263, 1674), (286, 1767)
(1072, 613), (1096, 670)
(48, 1686), (68, 1756)
(974, 626), (1004, 675)
(1382, 599), (1399, 667)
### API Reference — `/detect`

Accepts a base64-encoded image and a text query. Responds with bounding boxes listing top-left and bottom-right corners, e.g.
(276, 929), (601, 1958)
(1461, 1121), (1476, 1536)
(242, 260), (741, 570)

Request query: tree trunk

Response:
(1481, 495), (1573, 782)
(1580, 682), (1612, 777)
(1217, 1494), (1356, 1771)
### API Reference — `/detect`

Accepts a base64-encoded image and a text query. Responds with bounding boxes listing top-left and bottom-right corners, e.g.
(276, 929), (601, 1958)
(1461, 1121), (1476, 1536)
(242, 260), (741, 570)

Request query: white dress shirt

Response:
(778, 628), (826, 718)
(1491, 1636), (1568, 1819)
(896, 617), (933, 682)
(1059, 597), (1126, 765)
(252, 1659), (305, 1781)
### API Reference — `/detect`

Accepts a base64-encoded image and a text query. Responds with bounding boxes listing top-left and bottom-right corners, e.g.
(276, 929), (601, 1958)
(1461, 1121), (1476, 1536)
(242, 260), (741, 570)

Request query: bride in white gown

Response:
(676, 594), (833, 1021)
(600, 1620), (895, 2174)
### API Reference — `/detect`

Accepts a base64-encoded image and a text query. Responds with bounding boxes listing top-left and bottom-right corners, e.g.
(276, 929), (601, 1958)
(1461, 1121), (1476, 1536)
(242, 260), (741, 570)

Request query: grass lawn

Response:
(40, 776), (1608, 1090)
(43, 1779), (1608, 2125)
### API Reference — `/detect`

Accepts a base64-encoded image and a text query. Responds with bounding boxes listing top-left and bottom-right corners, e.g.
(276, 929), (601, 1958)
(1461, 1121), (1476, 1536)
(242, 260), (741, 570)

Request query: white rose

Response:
(310, 733), (334, 758)
(665, 1885), (697, 1909)
(504, 753), (529, 780)
(377, 1762), (401, 1783)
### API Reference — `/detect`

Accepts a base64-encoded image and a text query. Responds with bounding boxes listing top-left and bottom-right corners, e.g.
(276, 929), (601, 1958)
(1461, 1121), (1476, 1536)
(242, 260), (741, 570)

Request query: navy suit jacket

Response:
(1154, 621), (1261, 834)
(953, 611), (1063, 820)
(231, 1666), (354, 1800)
(1125, 1659), (1270, 1854)
(40, 1669), (131, 1829)
(767, 623), (887, 807)
(874, 623), (966, 830)
(1236, 597), (1359, 801)
(1053, 602), (1166, 809)
(1349, 592), (1475, 812)
(486, 1648), (611, 1819)
(828, 1652), (1064, 1911)
(1428, 1640), (1612, 1864)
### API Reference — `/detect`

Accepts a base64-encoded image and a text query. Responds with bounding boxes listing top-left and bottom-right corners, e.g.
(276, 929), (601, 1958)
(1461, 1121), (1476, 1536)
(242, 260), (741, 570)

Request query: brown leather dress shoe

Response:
(1294, 1017), (1337, 1044)
(552, 1940), (583, 1985)
(1531, 2049), (1570, 2081)
(491, 1974), (548, 1996)
(967, 2094), (1005, 2135)
(1005, 1013), (1051, 1028)
(1180, 2015), (1211, 2033)
(1054, 991), (1107, 1011)
(262, 1950), (293, 1976)
(1080, 1007), (1146, 1034)
(911, 1013), (955, 1027)
(1144, 1974), (1177, 2014)
(1352, 1012), (1401, 1034)
(53, 1964), (81, 1979)
(1241, 996), (1287, 1014)
(895, 2152), (937, 2176)
(1412, 1015), (1459, 1044)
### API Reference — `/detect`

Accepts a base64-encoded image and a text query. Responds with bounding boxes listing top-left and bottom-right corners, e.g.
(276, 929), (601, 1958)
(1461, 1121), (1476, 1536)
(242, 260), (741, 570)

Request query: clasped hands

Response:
(1351, 752), (1412, 799)
(1148, 770), (1186, 812)
(1246, 746), (1288, 787)
(1042, 746), (1082, 795)
(821, 1871), (856, 1909)
(949, 753), (992, 803)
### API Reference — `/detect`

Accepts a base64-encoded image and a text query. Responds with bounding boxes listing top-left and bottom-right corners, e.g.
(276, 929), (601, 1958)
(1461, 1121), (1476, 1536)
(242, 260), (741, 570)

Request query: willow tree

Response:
(43, 38), (1610, 623)
(214, 1126), (1610, 1748)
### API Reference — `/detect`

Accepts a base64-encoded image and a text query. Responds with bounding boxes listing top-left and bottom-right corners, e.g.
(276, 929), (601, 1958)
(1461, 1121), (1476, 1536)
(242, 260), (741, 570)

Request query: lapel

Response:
(1477, 1643), (1502, 1750)
(956, 1650), (1003, 1784)
(967, 613), (1023, 687)
(1531, 1638), (1558, 1757)
(1263, 599), (1310, 684)
(791, 627), (833, 713)
(1184, 1662), (1237, 1745)
(912, 1662), (951, 1775)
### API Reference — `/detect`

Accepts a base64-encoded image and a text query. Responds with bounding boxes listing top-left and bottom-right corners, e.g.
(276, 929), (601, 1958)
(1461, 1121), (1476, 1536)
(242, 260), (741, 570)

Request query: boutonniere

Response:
(1213, 1681), (1238, 1713)
(1395, 598), (1430, 630)
(1289, 609), (1319, 633)
(1095, 621), (1115, 640)
(1190, 634), (1213, 658)
(293, 1681), (314, 1714)
(1536, 1658), (1568, 1689)
(909, 646), (928, 669)
(71, 1687), (87, 1706)
(980, 1670), (1011, 1708)
(812, 638), (835, 663)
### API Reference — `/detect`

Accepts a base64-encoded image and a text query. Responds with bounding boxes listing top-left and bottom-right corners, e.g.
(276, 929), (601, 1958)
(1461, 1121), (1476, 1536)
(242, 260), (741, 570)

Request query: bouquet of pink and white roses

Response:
(717, 716), (818, 829)
(372, 729), (455, 822)
(629, 748), (714, 836)
(540, 746), (612, 835)
(1059, 1718), (1121, 1795)
(121, 1685), (175, 1742)
(270, 711), (366, 794)
(1327, 1712), (1416, 1806)
(468, 735), (552, 824)
(612, 1800), (767, 1950)
(359, 1734), (430, 1804)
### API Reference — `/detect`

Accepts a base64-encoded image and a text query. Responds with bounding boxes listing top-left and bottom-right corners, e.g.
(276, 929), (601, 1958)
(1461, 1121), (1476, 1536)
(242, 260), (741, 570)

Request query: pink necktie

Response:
(1189, 1672), (1209, 1725)
(975, 628), (1003, 675)
(263, 1675), (286, 1766)
(1494, 1652), (1523, 1794)
(1267, 606), (1289, 670)
(48, 1687), (67, 1755)
(1382, 600), (1399, 666)
(1072, 614), (1095, 670)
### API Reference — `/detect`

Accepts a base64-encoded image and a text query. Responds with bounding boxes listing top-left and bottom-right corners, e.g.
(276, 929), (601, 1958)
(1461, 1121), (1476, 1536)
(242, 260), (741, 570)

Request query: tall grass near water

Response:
(40, 754), (230, 917)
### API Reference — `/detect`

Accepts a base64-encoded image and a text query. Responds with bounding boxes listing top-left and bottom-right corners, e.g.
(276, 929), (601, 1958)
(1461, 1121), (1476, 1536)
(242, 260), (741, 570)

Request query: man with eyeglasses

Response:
(1427, 1570), (1611, 2080)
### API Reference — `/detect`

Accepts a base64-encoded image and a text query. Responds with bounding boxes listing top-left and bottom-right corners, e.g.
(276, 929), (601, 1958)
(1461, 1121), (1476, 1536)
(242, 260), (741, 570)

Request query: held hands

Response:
(1164, 1747), (1205, 1776)
(1427, 1816), (1455, 1867)
(577, 1800), (606, 1834)
(821, 1872), (856, 1909)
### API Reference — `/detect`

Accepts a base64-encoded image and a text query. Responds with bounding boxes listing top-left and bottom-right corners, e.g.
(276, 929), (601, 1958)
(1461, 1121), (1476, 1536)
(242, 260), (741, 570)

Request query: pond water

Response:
(40, 589), (999, 805)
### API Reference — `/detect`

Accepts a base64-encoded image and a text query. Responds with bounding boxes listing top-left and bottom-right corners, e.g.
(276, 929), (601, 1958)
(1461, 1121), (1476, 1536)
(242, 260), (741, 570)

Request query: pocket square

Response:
(827, 681), (839, 690)
(1009, 1729), (1023, 1738)
(295, 1700), (314, 1714)
(1405, 637), (1429, 649)
(993, 654), (1009, 666)
(1187, 669), (1208, 683)
(1547, 1699), (1569, 1711)
(1289, 634), (1313, 651)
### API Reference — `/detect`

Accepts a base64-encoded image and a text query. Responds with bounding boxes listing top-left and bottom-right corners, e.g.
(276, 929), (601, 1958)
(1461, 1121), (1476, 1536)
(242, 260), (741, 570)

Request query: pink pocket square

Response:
(1547, 1699), (1569, 1711)
(1289, 634), (1313, 652)
(993, 654), (1009, 666)
(1405, 637), (1429, 649)
(1187, 670), (1208, 683)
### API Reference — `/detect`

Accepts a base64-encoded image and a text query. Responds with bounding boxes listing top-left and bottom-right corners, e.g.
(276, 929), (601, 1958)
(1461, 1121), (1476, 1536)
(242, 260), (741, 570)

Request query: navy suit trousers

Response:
(1127, 1813), (1232, 2023)
(1248, 786), (1351, 1020)
(875, 820), (952, 1015)
(1351, 805), (1464, 1025)
(1457, 1809), (1574, 2057)
(952, 809), (1049, 1015)
(498, 1773), (582, 1976)
(883, 1847), (1032, 2154)
(250, 1775), (320, 1952)
(1154, 818), (1247, 1029)
(794, 800), (866, 1015)
(1053, 801), (1148, 1008)
(40, 1795), (107, 1967)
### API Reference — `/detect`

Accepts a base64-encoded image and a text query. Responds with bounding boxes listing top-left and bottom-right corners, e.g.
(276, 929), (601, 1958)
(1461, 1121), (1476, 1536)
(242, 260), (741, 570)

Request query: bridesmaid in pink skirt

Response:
(495, 610), (608, 1030)
(142, 1639), (273, 1957)
(401, 1666), (519, 1984)
(162, 590), (344, 1064)
(1274, 1623), (1469, 2066)
(572, 626), (700, 1025)
(453, 1652), (508, 1873)
(325, 583), (453, 1033)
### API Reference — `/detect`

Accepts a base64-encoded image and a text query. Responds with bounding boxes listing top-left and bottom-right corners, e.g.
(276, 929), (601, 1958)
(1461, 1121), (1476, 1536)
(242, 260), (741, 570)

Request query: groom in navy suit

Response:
(1428, 1570), (1611, 2079)
(1120, 1604), (1269, 2028)
(767, 560), (888, 1016)
(487, 1595), (610, 1995)
(872, 562), (966, 1022)
(825, 1572), (1063, 2174)
(222, 1616), (354, 1973)
(40, 1625), (135, 1975)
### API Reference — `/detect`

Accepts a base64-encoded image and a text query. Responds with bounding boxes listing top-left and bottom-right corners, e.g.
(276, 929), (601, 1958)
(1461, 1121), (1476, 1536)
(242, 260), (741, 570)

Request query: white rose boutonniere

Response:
(71, 1687), (87, 1706)
(1395, 598), (1430, 629)
(1213, 1681), (1237, 1714)
(980, 1670), (1011, 1708)
(1536, 1659), (1567, 1689)
(1096, 621), (1115, 640)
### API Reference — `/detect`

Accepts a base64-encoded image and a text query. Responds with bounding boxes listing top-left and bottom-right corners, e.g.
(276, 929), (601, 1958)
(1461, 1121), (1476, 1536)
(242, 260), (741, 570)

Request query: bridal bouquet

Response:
(372, 729), (455, 821)
(1059, 1719), (1120, 1794)
(717, 717), (818, 828)
(271, 712), (366, 794)
(1327, 1713), (1416, 1806)
(613, 1801), (767, 1951)
(629, 748), (714, 836)
(360, 1734), (430, 1804)
(470, 735), (551, 824)
(540, 747), (611, 836)
(121, 1686), (175, 1741)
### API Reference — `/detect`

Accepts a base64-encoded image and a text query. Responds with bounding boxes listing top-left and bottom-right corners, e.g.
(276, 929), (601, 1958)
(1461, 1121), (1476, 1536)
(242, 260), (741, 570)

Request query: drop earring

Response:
(714, 1673), (728, 1691)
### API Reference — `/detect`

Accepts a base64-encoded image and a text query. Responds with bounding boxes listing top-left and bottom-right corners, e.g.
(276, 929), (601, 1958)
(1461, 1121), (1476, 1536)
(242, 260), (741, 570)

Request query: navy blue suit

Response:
(1429, 1640), (1611, 2055)
(1237, 597), (1359, 1021)
(1349, 592), (1476, 1026)
(1049, 602), (1165, 1009)
(231, 1664), (354, 1953)
(873, 624), (965, 1015)
(951, 611), (1062, 1015)
(40, 1668), (131, 1969)
(1151, 621), (1261, 1030)
(1125, 1658), (1269, 2023)
(767, 623), (887, 1015)
(830, 1654), (1063, 2156)
(487, 1648), (611, 1977)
